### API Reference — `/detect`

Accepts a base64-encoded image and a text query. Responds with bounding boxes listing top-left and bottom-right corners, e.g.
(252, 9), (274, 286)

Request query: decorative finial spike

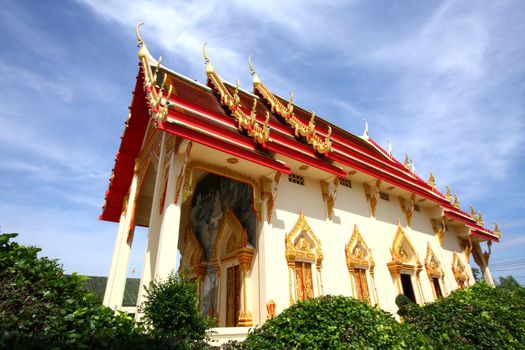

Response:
(428, 171), (436, 189)
(387, 139), (392, 156)
(248, 55), (261, 85)
(469, 205), (476, 218)
(404, 153), (410, 170)
(445, 185), (452, 202)
(453, 194), (460, 209)
(410, 160), (415, 174)
(362, 118), (369, 138)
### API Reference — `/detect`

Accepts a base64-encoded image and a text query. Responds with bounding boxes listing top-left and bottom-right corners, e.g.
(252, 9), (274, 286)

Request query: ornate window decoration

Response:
(452, 251), (469, 289)
(345, 225), (378, 305)
(387, 223), (424, 303)
(211, 208), (254, 327)
(424, 243), (445, 299)
(285, 212), (323, 305)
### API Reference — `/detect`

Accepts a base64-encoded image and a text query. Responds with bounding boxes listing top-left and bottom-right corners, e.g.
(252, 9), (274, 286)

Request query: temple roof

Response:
(99, 25), (499, 243)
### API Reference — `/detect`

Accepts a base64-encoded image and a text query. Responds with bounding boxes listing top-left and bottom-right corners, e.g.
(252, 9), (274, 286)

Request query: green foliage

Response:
(140, 271), (212, 348)
(224, 295), (429, 350)
(498, 275), (523, 292)
(402, 282), (525, 349)
(0, 233), (138, 348)
(395, 294), (417, 318)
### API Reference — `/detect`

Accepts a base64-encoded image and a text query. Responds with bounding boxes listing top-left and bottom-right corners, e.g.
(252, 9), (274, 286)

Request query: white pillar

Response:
(137, 134), (167, 306)
(154, 151), (183, 278)
(103, 173), (139, 309)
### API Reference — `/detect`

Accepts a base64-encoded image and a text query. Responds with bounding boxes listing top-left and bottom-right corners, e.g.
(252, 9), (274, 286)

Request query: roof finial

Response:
(203, 42), (214, 74)
(453, 194), (460, 209)
(493, 222), (500, 238)
(469, 205), (476, 218)
(404, 153), (410, 170)
(411, 159), (416, 174)
(387, 139), (392, 156)
(445, 185), (452, 202)
(136, 22), (144, 46)
(136, 22), (149, 60)
(248, 55), (261, 85)
(428, 171), (436, 189)
(362, 118), (369, 139)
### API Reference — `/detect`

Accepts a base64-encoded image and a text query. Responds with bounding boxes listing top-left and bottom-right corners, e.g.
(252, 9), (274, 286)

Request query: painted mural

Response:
(190, 173), (256, 318)
(190, 173), (256, 260)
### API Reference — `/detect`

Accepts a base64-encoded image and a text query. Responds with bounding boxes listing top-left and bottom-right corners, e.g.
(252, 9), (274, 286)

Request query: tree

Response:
(140, 271), (212, 348)
(498, 275), (522, 291)
(0, 233), (137, 348)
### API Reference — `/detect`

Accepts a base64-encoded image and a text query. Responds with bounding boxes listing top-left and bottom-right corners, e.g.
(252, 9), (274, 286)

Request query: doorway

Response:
(226, 265), (241, 327)
(400, 273), (416, 303)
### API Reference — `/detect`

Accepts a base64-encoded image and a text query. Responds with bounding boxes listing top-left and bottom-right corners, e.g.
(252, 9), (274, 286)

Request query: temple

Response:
(101, 24), (500, 343)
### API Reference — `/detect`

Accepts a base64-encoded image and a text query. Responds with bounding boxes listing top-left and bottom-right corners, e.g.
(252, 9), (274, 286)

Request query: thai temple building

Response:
(101, 25), (500, 342)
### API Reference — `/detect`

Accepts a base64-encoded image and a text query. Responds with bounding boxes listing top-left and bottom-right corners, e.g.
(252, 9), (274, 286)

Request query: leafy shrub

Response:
(402, 282), (525, 349)
(224, 295), (429, 350)
(0, 233), (138, 349)
(140, 271), (212, 349)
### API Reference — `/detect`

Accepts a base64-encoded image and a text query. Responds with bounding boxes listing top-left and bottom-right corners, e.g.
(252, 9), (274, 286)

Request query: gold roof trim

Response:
(248, 57), (332, 154)
(202, 44), (269, 145)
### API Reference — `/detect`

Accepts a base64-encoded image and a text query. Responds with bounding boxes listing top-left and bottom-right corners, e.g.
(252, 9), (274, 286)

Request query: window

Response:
(339, 178), (352, 188)
(288, 173), (304, 186)
(294, 261), (314, 301)
(379, 192), (390, 201)
(352, 268), (370, 303)
(400, 273), (416, 303)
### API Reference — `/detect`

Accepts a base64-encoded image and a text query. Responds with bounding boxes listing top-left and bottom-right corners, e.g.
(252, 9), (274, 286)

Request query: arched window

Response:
(285, 212), (323, 304)
(424, 243), (445, 299)
(345, 224), (377, 305)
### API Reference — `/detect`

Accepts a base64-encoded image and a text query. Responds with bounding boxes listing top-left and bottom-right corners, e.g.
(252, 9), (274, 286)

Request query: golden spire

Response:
(248, 55), (261, 86)
(428, 171), (436, 189)
(410, 160), (415, 174)
(469, 205), (476, 218)
(453, 194), (460, 209)
(203, 42), (214, 74)
(493, 222), (500, 238)
(477, 212), (484, 226)
(445, 186), (452, 202)
(404, 153), (410, 170)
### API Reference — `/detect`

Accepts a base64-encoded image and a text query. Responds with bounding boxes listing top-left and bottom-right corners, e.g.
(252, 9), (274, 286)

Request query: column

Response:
(103, 172), (139, 309)
(237, 250), (253, 327)
(136, 134), (167, 307)
(154, 151), (183, 279)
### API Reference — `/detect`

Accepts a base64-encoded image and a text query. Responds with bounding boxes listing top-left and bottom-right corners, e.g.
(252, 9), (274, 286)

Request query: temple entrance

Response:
(400, 273), (416, 303)
(226, 265), (241, 327)
(294, 261), (314, 301)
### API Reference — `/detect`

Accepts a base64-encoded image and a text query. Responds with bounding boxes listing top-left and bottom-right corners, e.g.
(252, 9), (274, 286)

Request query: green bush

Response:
(402, 282), (525, 349)
(140, 271), (212, 349)
(0, 233), (138, 349)
(224, 295), (429, 350)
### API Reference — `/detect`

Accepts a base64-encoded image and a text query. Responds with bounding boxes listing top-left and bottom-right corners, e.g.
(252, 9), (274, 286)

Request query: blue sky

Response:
(1, 0), (524, 284)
